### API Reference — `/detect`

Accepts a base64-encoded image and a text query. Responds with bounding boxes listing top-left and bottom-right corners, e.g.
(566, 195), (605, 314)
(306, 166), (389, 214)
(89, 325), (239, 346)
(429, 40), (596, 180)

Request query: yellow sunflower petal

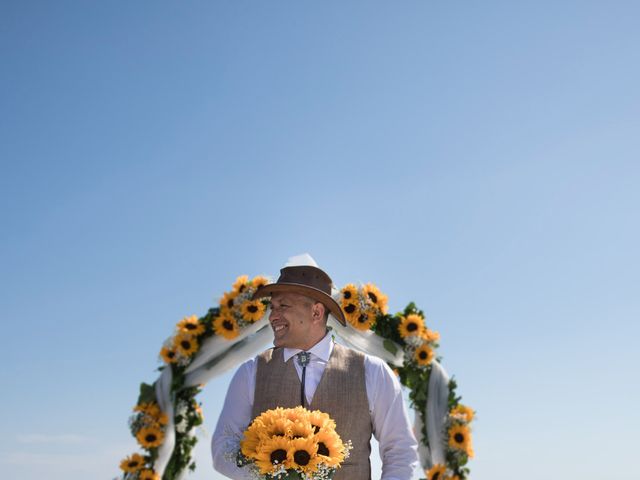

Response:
(119, 453), (145, 473)
(232, 275), (250, 294)
(159, 346), (178, 364)
(219, 290), (238, 310)
(340, 284), (358, 302)
(362, 283), (388, 314)
(177, 315), (205, 336)
(313, 429), (345, 467)
(451, 404), (475, 422)
(254, 436), (293, 474)
(414, 344), (434, 366)
(139, 469), (161, 480)
(398, 313), (425, 338)
(213, 313), (240, 340)
(174, 332), (199, 356)
(240, 299), (266, 322)
(252, 275), (269, 289)
(448, 424), (472, 453)
(426, 464), (447, 480)
(288, 436), (319, 473)
(136, 426), (164, 448)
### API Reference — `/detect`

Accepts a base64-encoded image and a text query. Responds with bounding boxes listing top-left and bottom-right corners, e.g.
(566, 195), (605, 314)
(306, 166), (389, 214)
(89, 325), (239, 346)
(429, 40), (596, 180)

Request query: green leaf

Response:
(137, 382), (156, 405)
(383, 339), (398, 355)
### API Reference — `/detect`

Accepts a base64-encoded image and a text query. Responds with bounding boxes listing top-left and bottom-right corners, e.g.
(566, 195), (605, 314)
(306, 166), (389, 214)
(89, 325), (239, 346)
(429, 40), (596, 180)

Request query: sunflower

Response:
(398, 314), (424, 338)
(174, 333), (199, 357)
(308, 410), (335, 434)
(283, 406), (310, 424)
(265, 417), (294, 438)
(213, 313), (240, 339)
(219, 290), (238, 310)
(177, 315), (205, 336)
(340, 284), (358, 302)
(252, 275), (269, 289)
(426, 464), (447, 480)
(159, 346), (177, 364)
(313, 429), (345, 467)
(254, 436), (293, 474)
(414, 344), (434, 366)
(136, 425), (164, 448)
(349, 309), (375, 331)
(421, 328), (440, 342)
(119, 453), (145, 473)
(448, 424), (471, 453)
(341, 301), (360, 324)
(362, 283), (388, 314)
(139, 469), (160, 480)
(240, 418), (268, 457)
(193, 400), (204, 419)
(290, 420), (314, 439)
(233, 275), (250, 294)
(241, 299), (266, 322)
(451, 404), (475, 422)
(289, 436), (320, 473)
(134, 402), (160, 416)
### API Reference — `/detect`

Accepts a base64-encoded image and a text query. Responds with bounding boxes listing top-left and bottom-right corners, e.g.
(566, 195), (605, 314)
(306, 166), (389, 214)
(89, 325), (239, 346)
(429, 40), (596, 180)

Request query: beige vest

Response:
(253, 343), (372, 480)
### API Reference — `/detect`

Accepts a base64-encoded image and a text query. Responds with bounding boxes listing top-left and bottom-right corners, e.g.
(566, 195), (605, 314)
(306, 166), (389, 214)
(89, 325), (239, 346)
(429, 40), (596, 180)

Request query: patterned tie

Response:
(296, 351), (311, 407)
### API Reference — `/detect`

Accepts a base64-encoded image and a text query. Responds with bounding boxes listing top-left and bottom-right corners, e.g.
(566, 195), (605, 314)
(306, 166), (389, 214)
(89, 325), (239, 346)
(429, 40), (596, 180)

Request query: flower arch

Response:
(118, 273), (475, 480)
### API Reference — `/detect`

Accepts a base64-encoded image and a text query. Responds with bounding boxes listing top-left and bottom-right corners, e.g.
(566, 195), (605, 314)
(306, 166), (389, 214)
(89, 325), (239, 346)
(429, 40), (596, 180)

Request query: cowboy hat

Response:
(252, 265), (346, 326)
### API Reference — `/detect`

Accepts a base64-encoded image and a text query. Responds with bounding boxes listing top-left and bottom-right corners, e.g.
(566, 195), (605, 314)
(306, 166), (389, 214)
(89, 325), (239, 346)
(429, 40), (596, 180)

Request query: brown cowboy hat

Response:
(252, 265), (346, 325)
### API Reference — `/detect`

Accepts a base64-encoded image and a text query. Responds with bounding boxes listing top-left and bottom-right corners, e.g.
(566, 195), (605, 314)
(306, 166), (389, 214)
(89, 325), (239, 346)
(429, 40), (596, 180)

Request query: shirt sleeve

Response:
(211, 358), (256, 480)
(365, 355), (420, 480)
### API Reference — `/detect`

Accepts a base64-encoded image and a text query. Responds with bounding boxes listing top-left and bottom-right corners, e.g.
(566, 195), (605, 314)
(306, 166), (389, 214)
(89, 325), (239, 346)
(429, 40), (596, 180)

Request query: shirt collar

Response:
(283, 331), (333, 363)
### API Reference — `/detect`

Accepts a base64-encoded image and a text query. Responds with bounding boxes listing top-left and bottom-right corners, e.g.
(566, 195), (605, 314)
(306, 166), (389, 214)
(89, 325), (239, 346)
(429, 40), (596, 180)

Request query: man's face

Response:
(269, 292), (318, 349)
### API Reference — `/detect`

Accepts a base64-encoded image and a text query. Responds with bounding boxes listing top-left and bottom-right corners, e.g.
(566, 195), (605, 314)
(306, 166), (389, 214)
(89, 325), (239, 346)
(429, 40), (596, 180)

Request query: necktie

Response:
(296, 351), (311, 407)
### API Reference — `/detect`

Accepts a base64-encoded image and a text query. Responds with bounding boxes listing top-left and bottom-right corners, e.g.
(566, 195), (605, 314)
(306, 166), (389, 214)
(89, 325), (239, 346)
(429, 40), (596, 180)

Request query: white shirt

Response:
(211, 332), (419, 480)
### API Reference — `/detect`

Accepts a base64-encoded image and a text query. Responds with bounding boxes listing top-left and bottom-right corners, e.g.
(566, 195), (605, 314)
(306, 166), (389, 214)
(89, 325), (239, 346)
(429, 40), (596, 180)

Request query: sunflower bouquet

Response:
(237, 406), (351, 480)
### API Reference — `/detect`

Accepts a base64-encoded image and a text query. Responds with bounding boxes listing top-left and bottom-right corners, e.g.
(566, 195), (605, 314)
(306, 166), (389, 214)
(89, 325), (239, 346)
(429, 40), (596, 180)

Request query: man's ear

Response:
(311, 302), (326, 323)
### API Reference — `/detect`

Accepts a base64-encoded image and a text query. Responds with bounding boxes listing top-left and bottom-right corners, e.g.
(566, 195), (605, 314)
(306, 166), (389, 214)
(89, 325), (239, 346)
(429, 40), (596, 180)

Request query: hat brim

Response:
(253, 283), (346, 326)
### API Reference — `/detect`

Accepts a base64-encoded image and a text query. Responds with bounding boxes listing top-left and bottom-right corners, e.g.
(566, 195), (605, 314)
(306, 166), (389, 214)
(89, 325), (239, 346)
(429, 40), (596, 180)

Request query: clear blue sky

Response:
(1, 1), (639, 479)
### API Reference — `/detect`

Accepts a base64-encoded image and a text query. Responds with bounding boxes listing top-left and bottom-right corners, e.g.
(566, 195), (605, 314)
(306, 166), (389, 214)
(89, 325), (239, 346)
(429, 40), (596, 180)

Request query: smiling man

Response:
(211, 260), (419, 480)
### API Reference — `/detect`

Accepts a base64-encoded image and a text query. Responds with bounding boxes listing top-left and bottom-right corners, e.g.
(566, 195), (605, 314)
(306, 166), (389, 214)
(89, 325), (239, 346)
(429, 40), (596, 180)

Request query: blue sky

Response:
(1, 1), (639, 479)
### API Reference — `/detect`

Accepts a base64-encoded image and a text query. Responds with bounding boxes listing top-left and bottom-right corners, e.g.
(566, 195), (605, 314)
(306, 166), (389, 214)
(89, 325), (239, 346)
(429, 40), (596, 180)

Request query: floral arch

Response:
(117, 267), (475, 480)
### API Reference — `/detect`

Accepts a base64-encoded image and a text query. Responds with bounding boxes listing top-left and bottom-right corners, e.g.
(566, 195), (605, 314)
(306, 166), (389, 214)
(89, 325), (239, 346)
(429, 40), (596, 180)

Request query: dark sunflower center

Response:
(407, 323), (418, 332)
(128, 461), (139, 468)
(358, 314), (368, 323)
(313, 425), (321, 434)
(454, 433), (465, 443)
(293, 450), (311, 466)
(227, 299), (234, 308)
(344, 304), (356, 314)
(368, 292), (378, 303)
(419, 351), (428, 360)
(181, 340), (191, 349)
(318, 442), (329, 456)
(432, 473), (440, 480)
(168, 351), (175, 358)
(247, 305), (258, 313)
(145, 433), (157, 442)
(185, 323), (197, 330)
(223, 320), (233, 330)
(238, 284), (246, 293)
(270, 449), (287, 464)
(343, 291), (352, 299)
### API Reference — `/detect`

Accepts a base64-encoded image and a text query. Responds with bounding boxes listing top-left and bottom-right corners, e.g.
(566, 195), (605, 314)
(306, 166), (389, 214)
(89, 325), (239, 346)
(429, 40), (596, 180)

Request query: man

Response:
(211, 261), (419, 479)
